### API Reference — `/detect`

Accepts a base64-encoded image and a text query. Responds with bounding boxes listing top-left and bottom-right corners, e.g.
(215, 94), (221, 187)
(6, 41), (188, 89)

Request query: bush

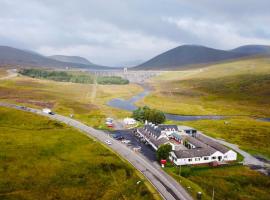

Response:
(20, 69), (129, 85)
(132, 106), (166, 124)
(156, 144), (172, 161)
(97, 76), (129, 85)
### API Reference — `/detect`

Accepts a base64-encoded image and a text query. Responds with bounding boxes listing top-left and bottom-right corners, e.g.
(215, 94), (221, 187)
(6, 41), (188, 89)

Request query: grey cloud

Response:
(0, 0), (269, 66)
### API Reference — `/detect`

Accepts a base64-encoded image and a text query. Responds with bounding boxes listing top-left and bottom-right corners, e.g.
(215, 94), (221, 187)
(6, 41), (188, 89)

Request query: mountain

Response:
(48, 55), (93, 65)
(230, 45), (270, 55)
(134, 45), (249, 70)
(0, 46), (112, 70)
(134, 44), (270, 70)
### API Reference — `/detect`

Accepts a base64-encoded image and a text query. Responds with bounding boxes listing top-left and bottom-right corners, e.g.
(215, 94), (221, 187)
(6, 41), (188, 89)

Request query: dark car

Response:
(115, 136), (125, 140)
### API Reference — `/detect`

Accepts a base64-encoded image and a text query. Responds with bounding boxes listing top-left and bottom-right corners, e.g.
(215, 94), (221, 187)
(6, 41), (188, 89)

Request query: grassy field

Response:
(139, 57), (270, 116)
(138, 57), (270, 158)
(165, 164), (270, 200)
(0, 107), (160, 200)
(0, 74), (141, 129)
(0, 68), (8, 78)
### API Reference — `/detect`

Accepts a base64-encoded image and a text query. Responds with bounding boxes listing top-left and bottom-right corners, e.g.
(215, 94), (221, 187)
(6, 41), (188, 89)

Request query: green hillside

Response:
(141, 56), (270, 116)
(0, 107), (159, 200)
(139, 57), (270, 158)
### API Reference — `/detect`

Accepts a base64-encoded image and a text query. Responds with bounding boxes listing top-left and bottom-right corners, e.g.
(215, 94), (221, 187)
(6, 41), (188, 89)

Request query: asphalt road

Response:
(0, 102), (193, 200)
(0, 69), (17, 80)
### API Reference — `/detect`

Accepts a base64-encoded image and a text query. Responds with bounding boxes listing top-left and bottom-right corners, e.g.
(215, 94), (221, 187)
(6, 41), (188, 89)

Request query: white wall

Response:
(224, 150), (237, 161)
(170, 151), (224, 166)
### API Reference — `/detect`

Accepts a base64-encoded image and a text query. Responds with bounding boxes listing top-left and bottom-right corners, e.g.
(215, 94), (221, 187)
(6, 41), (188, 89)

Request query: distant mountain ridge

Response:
(230, 45), (270, 55)
(134, 44), (270, 70)
(48, 55), (93, 65)
(0, 46), (112, 70)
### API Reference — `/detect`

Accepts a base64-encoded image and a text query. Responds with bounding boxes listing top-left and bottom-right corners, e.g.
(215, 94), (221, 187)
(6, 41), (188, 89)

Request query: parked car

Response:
(105, 140), (112, 145)
(115, 136), (125, 140)
(121, 139), (131, 144)
(133, 146), (141, 152)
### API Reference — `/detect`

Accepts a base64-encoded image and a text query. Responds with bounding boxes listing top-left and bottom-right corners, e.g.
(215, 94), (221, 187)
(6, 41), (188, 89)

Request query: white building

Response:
(123, 118), (137, 125)
(170, 134), (237, 165)
(138, 122), (237, 166)
(170, 149), (224, 165)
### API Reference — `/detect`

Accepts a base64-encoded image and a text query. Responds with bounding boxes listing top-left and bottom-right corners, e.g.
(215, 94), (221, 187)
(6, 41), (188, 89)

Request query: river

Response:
(107, 86), (224, 121)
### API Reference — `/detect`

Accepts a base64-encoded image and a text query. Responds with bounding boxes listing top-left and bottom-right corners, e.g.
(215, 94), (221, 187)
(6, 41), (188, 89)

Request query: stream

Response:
(107, 86), (224, 121)
(107, 85), (270, 122)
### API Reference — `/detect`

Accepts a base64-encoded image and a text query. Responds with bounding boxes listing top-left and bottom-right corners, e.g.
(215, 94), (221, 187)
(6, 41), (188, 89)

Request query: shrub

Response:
(97, 76), (129, 85)
(132, 106), (166, 124)
(156, 144), (172, 161)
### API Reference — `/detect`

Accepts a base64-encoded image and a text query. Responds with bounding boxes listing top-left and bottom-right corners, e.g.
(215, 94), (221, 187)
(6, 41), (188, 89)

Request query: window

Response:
(212, 156), (216, 160)
(224, 156), (227, 158)
(204, 157), (209, 160)
(188, 158), (192, 162)
(195, 158), (200, 161)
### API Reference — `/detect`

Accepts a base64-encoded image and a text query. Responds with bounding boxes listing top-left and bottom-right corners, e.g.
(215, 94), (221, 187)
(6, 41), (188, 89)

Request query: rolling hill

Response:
(135, 44), (270, 70)
(231, 45), (270, 55)
(0, 46), (112, 70)
(48, 55), (93, 65)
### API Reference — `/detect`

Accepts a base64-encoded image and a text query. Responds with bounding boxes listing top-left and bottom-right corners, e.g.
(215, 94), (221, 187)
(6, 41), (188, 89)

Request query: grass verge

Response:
(0, 107), (159, 200)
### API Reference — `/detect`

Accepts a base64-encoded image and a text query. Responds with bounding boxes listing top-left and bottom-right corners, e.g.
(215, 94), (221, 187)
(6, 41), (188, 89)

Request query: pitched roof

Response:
(158, 124), (178, 131)
(196, 134), (229, 154)
(173, 147), (217, 158)
(144, 124), (162, 138)
(152, 137), (170, 147)
(171, 132), (182, 140)
(178, 125), (196, 131)
(139, 128), (169, 148)
(183, 136), (208, 148)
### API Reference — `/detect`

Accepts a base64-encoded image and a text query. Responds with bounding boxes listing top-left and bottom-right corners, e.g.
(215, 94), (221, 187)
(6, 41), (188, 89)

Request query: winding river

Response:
(107, 86), (224, 121)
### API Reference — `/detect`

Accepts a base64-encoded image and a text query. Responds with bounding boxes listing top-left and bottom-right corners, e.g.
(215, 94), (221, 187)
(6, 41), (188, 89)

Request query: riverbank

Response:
(106, 84), (270, 170)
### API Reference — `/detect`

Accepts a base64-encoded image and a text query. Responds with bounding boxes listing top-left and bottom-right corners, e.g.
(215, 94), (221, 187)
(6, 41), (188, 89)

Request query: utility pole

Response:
(212, 187), (215, 200)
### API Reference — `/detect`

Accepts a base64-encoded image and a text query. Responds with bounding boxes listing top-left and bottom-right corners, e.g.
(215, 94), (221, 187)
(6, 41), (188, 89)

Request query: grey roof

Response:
(173, 147), (217, 159)
(139, 128), (169, 148)
(152, 137), (170, 147)
(196, 134), (229, 154)
(183, 136), (208, 148)
(144, 124), (179, 138)
(158, 124), (178, 131)
(144, 124), (162, 138)
(178, 125), (196, 131)
(171, 132), (182, 140)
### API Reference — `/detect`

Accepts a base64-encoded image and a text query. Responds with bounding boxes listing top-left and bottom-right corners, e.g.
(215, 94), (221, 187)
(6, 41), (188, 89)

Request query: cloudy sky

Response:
(0, 0), (270, 66)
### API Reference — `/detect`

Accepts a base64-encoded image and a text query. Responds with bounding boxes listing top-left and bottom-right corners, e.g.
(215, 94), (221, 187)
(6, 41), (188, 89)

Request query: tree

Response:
(156, 144), (172, 161)
(132, 106), (166, 124)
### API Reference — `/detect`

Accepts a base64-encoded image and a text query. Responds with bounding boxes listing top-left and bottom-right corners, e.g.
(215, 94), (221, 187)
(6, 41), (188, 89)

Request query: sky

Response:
(0, 0), (270, 66)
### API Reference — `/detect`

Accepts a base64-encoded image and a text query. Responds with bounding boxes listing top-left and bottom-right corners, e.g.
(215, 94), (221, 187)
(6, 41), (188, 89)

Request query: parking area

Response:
(109, 129), (157, 161)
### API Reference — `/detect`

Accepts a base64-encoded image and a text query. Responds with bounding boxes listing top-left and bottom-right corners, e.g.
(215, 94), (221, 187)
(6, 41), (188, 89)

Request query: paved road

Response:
(0, 102), (193, 200)
(0, 69), (17, 80)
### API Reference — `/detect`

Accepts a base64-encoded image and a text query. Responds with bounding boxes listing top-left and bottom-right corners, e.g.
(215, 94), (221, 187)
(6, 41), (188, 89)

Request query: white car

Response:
(105, 140), (112, 145)
(121, 139), (131, 144)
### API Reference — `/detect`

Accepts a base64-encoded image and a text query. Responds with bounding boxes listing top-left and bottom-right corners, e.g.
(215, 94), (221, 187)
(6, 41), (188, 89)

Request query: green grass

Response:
(0, 75), (141, 129)
(0, 68), (7, 78)
(0, 107), (160, 200)
(140, 57), (270, 116)
(97, 76), (129, 85)
(165, 164), (270, 200)
(139, 57), (270, 158)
